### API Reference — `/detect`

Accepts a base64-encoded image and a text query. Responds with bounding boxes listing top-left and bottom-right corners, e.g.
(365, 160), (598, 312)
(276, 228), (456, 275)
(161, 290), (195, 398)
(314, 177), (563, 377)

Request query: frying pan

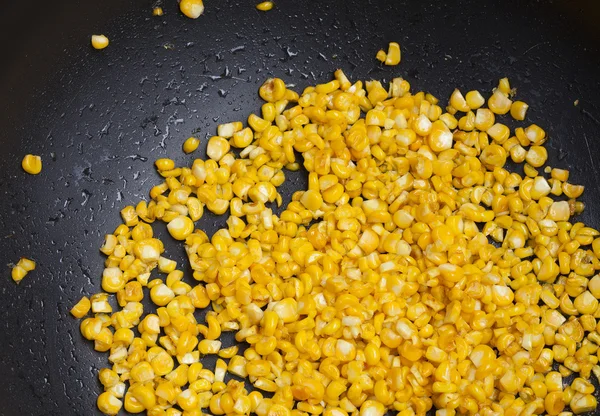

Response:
(1, 0), (600, 414)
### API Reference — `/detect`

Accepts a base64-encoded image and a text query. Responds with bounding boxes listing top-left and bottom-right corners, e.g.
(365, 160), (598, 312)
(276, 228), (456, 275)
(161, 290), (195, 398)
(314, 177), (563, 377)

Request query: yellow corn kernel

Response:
(570, 394), (597, 414)
(214, 359), (227, 383)
(198, 340), (222, 355)
(563, 182), (584, 199)
(488, 90), (512, 114)
(120, 206), (139, 227)
(102, 267), (126, 293)
(231, 128), (253, 149)
(94, 327), (113, 352)
(544, 372), (563, 393)
(21, 154), (42, 175)
(11, 263), (29, 284)
(300, 190), (323, 211)
(167, 215), (194, 240)
(248, 113), (271, 133)
(177, 389), (199, 411)
(497, 77), (511, 94)
(359, 400), (386, 416)
(480, 144), (507, 169)
(547, 201), (570, 221)
(574, 291), (598, 315)
(375, 50), (387, 63)
(458, 111), (475, 131)
(259, 78), (286, 102)
(474, 108), (495, 131)
(152, 7), (163, 16)
(180, 0), (204, 18)
(206, 314), (221, 340)
(545, 391), (565, 415)
(428, 122), (454, 152)
(449, 89), (470, 112)
(525, 146), (548, 168)
(256, 1), (274, 11)
(91, 35), (109, 50)
(71, 296), (91, 318)
(465, 90), (485, 110)
(218, 345), (239, 359)
(366, 81), (388, 105)
(155, 158), (175, 171)
(572, 378), (594, 394)
(123, 391), (144, 413)
(131, 361), (155, 383)
(150, 351), (174, 377)
(91, 292), (111, 314)
(97, 392), (122, 415)
(206, 136), (230, 161)
(157, 257), (176, 274)
(487, 123), (510, 143)
(183, 137), (200, 154)
(414, 114), (433, 136)
(98, 368), (120, 389)
(510, 101), (529, 121)
(385, 42), (401, 66)
(525, 124), (546, 145)
(551, 168), (569, 182)
(217, 122), (243, 138)
(150, 284), (175, 306)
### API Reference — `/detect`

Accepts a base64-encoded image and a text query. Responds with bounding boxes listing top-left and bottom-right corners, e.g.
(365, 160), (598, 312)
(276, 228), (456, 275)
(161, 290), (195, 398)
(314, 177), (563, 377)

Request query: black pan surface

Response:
(1, 0), (600, 414)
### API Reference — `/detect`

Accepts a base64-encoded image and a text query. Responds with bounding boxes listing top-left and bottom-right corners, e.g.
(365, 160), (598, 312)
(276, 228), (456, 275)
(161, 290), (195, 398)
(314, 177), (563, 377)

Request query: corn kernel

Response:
(91, 35), (109, 50)
(488, 89), (512, 114)
(180, 0), (204, 19)
(465, 90), (485, 109)
(510, 101), (529, 121)
(256, 1), (274, 11)
(183, 137), (200, 154)
(167, 215), (194, 240)
(385, 42), (401, 66)
(71, 296), (91, 318)
(21, 154), (42, 175)
(97, 392), (122, 415)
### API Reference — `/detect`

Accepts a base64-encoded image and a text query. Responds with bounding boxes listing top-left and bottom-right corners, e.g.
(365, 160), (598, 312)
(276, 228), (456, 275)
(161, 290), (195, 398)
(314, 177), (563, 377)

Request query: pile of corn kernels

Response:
(70, 70), (600, 416)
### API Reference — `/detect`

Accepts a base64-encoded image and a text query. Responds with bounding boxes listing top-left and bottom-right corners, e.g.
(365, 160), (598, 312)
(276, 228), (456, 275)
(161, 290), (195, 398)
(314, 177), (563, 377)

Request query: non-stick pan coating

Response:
(1, 0), (600, 414)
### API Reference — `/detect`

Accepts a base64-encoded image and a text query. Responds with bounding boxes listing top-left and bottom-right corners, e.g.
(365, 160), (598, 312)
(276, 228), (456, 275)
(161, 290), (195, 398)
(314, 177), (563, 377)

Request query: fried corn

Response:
(11, 257), (36, 283)
(72, 70), (598, 416)
(256, 1), (274, 11)
(179, 0), (204, 19)
(182, 137), (200, 154)
(91, 35), (109, 50)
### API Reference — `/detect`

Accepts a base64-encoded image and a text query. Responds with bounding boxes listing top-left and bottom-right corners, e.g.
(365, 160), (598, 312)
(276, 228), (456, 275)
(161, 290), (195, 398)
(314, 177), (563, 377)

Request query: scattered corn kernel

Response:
(256, 1), (274, 11)
(384, 42), (401, 66)
(71, 296), (91, 318)
(91, 35), (109, 50)
(11, 257), (36, 283)
(183, 137), (200, 153)
(179, 0), (204, 18)
(21, 154), (42, 175)
(375, 49), (386, 63)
